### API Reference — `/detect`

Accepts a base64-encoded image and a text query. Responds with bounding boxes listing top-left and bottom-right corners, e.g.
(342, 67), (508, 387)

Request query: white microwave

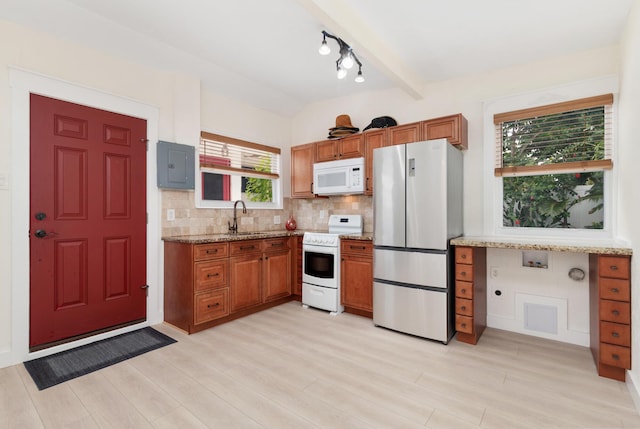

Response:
(313, 157), (365, 196)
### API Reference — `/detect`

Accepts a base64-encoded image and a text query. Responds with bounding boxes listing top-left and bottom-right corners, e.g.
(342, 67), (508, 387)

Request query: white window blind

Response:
(200, 131), (280, 179)
(494, 94), (613, 177)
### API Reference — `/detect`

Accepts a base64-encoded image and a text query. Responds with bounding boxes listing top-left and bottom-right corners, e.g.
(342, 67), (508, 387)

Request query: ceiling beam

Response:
(297, 0), (424, 100)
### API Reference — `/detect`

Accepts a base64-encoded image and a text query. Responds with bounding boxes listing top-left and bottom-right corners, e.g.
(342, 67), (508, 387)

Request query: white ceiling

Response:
(0, 0), (633, 116)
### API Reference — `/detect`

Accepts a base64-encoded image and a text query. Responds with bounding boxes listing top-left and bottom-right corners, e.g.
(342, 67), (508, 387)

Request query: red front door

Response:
(29, 94), (148, 349)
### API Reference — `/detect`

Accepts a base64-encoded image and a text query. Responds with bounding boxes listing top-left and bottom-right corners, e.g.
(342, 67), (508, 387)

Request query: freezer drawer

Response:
(374, 248), (448, 289)
(373, 281), (451, 343)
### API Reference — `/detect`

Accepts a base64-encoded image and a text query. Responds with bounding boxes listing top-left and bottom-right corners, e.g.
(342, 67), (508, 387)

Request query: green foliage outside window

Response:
(501, 107), (605, 229)
(245, 156), (273, 202)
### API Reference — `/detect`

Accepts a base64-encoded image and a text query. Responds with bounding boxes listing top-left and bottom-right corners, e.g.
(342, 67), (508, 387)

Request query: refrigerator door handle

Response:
(408, 158), (416, 177)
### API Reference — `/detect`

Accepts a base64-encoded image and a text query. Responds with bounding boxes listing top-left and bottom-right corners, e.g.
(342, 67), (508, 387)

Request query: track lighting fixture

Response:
(318, 30), (364, 83)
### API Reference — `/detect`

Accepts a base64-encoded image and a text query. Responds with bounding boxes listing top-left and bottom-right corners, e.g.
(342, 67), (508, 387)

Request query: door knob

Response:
(34, 229), (47, 238)
(35, 212), (47, 221)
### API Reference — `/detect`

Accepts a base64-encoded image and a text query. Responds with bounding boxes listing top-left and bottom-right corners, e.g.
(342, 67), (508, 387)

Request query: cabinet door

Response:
(338, 135), (364, 159)
(364, 130), (387, 196)
(263, 249), (292, 302)
(316, 140), (338, 162)
(341, 254), (373, 311)
(229, 254), (262, 312)
(422, 114), (468, 149)
(291, 143), (316, 198)
(388, 122), (422, 145)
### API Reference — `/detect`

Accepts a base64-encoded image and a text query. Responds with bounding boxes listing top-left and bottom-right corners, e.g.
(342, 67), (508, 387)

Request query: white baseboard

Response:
(626, 370), (640, 415)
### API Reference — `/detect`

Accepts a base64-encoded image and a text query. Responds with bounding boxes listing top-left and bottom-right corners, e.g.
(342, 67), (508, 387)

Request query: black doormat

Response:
(24, 327), (176, 390)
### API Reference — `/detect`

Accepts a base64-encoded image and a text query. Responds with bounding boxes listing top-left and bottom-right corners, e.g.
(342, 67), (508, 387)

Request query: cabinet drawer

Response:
(194, 242), (228, 260)
(263, 237), (290, 252)
(455, 298), (473, 316)
(599, 256), (630, 279)
(599, 300), (631, 324)
(455, 247), (473, 264)
(456, 315), (473, 334)
(600, 321), (631, 347)
(195, 259), (228, 292)
(600, 343), (631, 369)
(229, 239), (262, 255)
(455, 281), (473, 299)
(341, 240), (373, 255)
(599, 277), (630, 301)
(194, 289), (229, 324)
(455, 264), (473, 282)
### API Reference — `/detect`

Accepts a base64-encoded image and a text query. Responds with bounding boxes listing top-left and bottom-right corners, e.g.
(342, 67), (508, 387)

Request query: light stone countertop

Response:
(162, 230), (374, 244)
(450, 235), (632, 256)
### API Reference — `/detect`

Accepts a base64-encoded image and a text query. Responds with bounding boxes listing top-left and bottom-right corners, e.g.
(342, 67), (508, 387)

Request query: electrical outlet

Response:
(274, 215), (281, 225)
(166, 209), (175, 221)
(490, 266), (499, 278)
(319, 210), (327, 219)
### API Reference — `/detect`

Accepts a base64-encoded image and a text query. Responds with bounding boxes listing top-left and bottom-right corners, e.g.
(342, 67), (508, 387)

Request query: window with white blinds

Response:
(494, 94), (613, 177)
(200, 131), (280, 179)
(198, 131), (281, 207)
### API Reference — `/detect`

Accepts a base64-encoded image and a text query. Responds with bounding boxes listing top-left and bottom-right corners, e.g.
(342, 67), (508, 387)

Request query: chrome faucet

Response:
(228, 200), (247, 234)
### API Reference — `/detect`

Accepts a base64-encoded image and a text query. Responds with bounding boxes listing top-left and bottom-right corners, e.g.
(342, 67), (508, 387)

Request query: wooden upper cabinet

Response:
(387, 122), (422, 145)
(363, 129), (387, 196)
(291, 142), (316, 198)
(422, 113), (468, 149)
(316, 135), (364, 162)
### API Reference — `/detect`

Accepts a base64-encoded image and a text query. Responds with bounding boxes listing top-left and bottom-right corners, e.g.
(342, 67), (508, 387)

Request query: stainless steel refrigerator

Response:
(373, 138), (463, 343)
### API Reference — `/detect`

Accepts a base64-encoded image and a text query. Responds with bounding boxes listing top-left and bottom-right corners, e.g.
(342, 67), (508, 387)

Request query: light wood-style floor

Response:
(2, 301), (640, 428)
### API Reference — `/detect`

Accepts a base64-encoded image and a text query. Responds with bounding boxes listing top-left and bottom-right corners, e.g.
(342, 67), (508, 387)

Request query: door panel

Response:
(30, 94), (147, 349)
(373, 145), (405, 247)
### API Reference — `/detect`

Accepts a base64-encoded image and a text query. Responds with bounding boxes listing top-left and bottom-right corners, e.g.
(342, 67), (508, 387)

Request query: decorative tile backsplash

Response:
(161, 190), (373, 237)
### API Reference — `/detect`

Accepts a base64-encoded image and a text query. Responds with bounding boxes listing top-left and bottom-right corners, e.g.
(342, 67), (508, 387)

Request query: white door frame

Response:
(4, 68), (162, 367)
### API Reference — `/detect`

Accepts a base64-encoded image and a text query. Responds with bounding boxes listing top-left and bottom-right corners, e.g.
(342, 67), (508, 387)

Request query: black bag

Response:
(363, 116), (397, 131)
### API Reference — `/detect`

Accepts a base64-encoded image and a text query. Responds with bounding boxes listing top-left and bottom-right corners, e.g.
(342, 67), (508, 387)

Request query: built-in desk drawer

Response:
(600, 321), (631, 347)
(455, 281), (473, 299)
(600, 343), (631, 369)
(194, 289), (229, 324)
(599, 256), (630, 279)
(599, 300), (630, 324)
(599, 278), (630, 301)
(455, 264), (473, 282)
(194, 242), (228, 260)
(455, 298), (473, 316)
(455, 315), (473, 334)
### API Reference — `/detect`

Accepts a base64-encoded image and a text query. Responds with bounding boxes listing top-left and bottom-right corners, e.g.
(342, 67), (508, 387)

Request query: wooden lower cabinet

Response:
(164, 236), (293, 334)
(454, 246), (486, 344)
(340, 239), (373, 317)
(589, 254), (632, 381)
(164, 241), (230, 333)
(229, 248), (262, 313)
(263, 237), (292, 302)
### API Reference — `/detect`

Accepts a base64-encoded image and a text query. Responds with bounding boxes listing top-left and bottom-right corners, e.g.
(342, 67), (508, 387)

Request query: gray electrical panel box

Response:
(157, 141), (195, 190)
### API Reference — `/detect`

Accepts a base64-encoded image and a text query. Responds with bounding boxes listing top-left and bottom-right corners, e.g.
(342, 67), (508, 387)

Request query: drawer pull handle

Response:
(460, 306), (467, 311)
(460, 271), (467, 276)
(461, 254), (467, 259)
(350, 245), (366, 250)
(206, 249), (218, 254)
(611, 288), (619, 293)
(610, 265), (618, 271)
(271, 242), (284, 247)
(207, 302), (220, 308)
(612, 310), (620, 316)
(612, 353), (620, 360)
(240, 245), (255, 250)
(461, 323), (467, 328)
(612, 332), (620, 338)
(207, 273), (220, 278)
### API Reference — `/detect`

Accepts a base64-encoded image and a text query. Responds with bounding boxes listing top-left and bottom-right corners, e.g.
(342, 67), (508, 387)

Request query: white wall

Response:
(618, 0), (640, 396)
